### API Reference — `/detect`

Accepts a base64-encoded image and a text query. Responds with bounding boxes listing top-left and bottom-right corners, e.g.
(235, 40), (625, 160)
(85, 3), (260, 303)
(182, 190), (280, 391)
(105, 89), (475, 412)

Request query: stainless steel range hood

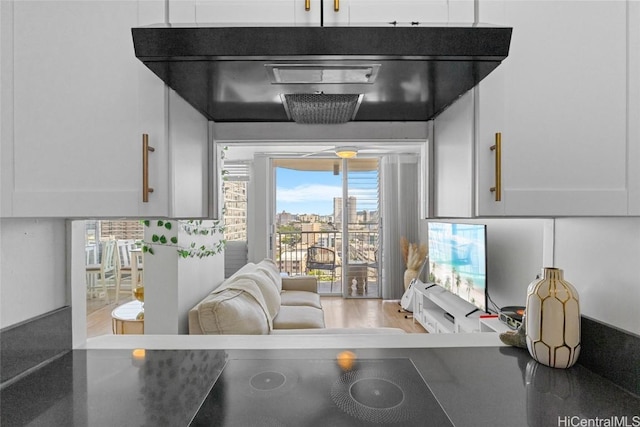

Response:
(132, 25), (511, 123)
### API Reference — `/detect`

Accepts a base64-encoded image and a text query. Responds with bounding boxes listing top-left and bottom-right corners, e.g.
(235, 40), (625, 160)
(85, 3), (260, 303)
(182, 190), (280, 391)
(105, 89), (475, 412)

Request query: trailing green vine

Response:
(140, 219), (226, 258)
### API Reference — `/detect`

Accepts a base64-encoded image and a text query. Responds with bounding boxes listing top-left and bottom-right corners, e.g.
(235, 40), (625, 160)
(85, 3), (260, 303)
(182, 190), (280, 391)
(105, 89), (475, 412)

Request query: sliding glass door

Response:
(342, 159), (381, 298)
(273, 158), (380, 298)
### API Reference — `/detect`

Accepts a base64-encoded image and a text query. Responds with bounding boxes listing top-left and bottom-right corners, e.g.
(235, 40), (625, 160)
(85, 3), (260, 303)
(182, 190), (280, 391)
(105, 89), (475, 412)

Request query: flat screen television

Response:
(427, 222), (488, 313)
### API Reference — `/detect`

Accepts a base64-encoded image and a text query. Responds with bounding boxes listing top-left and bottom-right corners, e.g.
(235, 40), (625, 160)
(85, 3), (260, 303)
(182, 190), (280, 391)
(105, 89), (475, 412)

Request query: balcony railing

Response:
(275, 229), (379, 295)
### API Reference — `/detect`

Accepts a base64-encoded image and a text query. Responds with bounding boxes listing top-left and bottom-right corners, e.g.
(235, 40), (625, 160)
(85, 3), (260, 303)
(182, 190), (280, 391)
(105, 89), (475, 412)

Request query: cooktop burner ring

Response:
(250, 371), (287, 392)
(349, 377), (405, 410)
(330, 366), (422, 424)
(237, 364), (300, 398)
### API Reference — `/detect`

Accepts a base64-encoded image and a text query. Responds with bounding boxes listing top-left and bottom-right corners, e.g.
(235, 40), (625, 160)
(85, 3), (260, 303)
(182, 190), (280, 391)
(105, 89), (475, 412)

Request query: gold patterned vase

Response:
(525, 267), (580, 369)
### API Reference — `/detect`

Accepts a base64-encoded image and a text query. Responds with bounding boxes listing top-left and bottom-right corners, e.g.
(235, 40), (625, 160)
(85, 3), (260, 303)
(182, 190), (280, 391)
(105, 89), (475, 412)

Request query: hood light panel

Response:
(267, 64), (380, 84)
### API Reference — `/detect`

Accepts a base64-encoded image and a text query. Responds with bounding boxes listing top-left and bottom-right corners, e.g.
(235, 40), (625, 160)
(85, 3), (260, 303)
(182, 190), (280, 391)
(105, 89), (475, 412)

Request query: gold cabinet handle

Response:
(490, 132), (502, 201)
(305, 0), (310, 11)
(334, 0), (339, 12)
(142, 134), (155, 203)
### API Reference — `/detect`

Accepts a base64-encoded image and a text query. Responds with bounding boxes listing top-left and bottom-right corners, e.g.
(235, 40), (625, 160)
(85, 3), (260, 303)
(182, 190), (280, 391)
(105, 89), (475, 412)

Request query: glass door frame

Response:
(341, 158), (382, 299)
(270, 156), (382, 298)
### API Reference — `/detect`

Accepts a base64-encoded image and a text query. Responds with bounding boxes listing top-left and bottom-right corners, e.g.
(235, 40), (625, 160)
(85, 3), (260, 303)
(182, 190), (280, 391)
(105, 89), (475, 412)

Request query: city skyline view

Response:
(276, 168), (343, 215)
(276, 166), (379, 216)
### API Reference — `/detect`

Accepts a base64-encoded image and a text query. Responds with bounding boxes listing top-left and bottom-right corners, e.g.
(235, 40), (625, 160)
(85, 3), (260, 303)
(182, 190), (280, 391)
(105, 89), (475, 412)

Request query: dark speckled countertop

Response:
(2, 346), (639, 426)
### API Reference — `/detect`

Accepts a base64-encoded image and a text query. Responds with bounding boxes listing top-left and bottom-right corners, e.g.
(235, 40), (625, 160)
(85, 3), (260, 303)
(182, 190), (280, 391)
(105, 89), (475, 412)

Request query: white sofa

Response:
(189, 259), (327, 334)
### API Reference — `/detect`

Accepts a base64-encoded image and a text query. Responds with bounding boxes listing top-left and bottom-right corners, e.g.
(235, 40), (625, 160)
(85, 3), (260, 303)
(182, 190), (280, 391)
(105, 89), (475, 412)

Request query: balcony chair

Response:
(114, 240), (142, 304)
(306, 246), (337, 292)
(85, 239), (118, 303)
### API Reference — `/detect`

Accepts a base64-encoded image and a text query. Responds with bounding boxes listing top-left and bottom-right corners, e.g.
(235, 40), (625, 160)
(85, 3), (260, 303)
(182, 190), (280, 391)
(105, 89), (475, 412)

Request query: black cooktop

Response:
(190, 358), (452, 426)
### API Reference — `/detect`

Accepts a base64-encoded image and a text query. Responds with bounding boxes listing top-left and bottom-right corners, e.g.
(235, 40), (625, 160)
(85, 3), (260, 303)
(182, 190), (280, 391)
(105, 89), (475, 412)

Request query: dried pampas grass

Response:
(400, 236), (427, 271)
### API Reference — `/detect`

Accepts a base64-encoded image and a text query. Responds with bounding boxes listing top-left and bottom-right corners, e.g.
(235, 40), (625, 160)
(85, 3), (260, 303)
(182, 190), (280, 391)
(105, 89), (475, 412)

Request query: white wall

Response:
(248, 155), (271, 263)
(0, 218), (67, 328)
(554, 218), (640, 335)
(144, 220), (225, 334)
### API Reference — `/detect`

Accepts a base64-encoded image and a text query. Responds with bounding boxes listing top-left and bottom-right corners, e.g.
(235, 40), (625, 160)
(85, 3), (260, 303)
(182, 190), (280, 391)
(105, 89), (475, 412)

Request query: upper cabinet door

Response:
(170, 0), (320, 25)
(2, 0), (213, 219)
(326, 0), (474, 26)
(475, 0), (630, 216)
(5, 0), (169, 217)
(627, 0), (640, 215)
(322, 0), (348, 26)
(434, 0), (632, 217)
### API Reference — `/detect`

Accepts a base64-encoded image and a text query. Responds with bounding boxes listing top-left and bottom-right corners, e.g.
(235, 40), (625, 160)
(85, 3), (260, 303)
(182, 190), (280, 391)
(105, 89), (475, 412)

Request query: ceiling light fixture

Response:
(335, 146), (358, 159)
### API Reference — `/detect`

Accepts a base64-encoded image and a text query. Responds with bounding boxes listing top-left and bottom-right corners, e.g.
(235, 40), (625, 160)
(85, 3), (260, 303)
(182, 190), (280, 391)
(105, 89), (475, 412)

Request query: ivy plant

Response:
(140, 147), (229, 258)
(140, 219), (226, 259)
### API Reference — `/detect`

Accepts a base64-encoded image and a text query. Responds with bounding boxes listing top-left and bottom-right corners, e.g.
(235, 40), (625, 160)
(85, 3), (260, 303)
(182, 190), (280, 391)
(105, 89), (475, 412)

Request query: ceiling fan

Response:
(252, 143), (420, 160)
(303, 146), (359, 159)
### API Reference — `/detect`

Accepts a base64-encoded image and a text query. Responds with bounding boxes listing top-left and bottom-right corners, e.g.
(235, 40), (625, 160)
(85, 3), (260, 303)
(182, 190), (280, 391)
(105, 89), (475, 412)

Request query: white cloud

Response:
(277, 184), (342, 203)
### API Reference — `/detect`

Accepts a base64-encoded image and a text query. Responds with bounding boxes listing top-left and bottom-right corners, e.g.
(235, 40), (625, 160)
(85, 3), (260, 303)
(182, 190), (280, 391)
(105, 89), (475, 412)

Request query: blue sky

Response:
(276, 168), (342, 215)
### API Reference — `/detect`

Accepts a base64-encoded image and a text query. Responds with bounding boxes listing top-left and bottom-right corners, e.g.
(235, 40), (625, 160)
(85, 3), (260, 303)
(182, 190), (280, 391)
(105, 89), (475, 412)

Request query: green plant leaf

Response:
(178, 250), (189, 258)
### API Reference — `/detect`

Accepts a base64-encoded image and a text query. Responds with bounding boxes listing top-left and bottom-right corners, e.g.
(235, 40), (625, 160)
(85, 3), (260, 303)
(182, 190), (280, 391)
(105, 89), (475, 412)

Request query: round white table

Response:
(111, 300), (144, 334)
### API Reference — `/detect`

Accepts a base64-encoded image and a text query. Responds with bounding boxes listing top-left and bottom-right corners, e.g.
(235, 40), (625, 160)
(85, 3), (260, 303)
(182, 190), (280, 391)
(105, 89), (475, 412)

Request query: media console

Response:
(411, 281), (508, 333)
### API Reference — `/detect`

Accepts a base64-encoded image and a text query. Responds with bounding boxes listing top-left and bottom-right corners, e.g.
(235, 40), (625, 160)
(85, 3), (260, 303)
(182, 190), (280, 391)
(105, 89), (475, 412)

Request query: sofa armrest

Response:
(282, 276), (318, 293)
(188, 308), (204, 335)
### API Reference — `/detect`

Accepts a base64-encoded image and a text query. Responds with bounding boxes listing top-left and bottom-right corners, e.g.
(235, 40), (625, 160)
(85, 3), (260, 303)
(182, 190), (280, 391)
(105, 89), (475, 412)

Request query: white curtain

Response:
(380, 154), (421, 299)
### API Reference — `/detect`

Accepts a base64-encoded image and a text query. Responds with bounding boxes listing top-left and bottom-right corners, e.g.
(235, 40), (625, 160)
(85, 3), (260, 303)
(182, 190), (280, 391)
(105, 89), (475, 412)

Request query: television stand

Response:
(411, 281), (484, 333)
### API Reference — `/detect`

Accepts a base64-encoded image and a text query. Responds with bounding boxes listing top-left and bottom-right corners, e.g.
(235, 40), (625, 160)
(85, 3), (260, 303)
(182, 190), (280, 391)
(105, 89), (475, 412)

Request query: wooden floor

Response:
(86, 291), (134, 338)
(320, 297), (426, 333)
(87, 296), (425, 338)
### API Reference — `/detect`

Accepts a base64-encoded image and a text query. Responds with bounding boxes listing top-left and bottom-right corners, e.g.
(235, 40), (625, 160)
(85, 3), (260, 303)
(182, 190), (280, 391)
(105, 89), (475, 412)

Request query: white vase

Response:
(525, 267), (581, 369)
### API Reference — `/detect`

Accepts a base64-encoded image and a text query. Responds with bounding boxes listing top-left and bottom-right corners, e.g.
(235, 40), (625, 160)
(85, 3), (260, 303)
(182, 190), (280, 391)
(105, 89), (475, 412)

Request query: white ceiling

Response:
(222, 141), (426, 162)
(213, 122), (430, 161)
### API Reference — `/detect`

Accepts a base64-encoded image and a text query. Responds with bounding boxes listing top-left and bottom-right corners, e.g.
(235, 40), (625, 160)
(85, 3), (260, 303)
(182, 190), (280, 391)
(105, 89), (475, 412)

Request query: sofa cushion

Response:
(255, 258), (283, 293)
(281, 276), (318, 293)
(196, 288), (270, 334)
(273, 306), (325, 329)
(229, 262), (256, 279)
(229, 270), (281, 320)
(280, 290), (322, 309)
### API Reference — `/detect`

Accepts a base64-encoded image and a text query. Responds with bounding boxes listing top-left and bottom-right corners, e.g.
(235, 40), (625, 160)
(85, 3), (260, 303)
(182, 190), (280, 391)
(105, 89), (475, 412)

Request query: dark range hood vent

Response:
(132, 26), (512, 123)
(283, 93), (363, 124)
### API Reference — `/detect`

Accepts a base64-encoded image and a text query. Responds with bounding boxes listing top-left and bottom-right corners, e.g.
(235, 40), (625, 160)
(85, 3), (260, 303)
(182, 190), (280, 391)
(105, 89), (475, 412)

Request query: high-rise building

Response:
(223, 181), (248, 241)
(94, 220), (143, 241)
(277, 211), (295, 226)
(300, 222), (322, 246)
(333, 196), (357, 227)
(299, 213), (320, 223)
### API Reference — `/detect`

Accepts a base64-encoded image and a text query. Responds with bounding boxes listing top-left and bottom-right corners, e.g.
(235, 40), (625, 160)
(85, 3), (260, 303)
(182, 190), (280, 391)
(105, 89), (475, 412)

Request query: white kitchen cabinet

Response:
(1, 0), (211, 218)
(628, 0), (640, 215)
(434, 0), (632, 217)
(169, 0), (320, 25)
(170, 0), (472, 27)
(324, 0), (474, 26)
